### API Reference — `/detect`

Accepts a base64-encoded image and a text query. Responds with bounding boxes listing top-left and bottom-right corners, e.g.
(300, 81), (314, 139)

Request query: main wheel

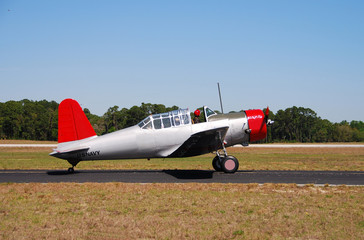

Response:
(68, 167), (74, 174)
(221, 156), (239, 173)
(212, 156), (223, 171)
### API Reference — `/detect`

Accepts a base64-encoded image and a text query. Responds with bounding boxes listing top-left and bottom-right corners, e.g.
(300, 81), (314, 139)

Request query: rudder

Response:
(58, 99), (97, 143)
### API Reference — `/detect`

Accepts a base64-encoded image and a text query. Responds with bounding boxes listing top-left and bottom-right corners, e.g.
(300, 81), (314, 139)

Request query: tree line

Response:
(265, 106), (364, 143)
(0, 99), (363, 142)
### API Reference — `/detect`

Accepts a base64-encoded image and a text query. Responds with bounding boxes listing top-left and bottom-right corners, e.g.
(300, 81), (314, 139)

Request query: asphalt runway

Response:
(1, 144), (364, 148)
(0, 169), (363, 185)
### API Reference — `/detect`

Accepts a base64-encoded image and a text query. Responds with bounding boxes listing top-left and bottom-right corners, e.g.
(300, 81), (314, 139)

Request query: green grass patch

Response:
(0, 146), (363, 171)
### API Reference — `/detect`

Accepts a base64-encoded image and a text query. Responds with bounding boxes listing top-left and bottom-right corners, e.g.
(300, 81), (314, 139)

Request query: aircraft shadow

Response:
(46, 169), (215, 179)
(47, 170), (77, 175)
(163, 170), (214, 179)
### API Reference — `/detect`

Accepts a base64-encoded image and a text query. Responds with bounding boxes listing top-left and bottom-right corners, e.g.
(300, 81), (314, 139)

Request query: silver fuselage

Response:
(51, 112), (249, 164)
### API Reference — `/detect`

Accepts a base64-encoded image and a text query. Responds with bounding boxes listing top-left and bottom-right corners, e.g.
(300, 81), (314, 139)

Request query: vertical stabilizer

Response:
(58, 99), (97, 143)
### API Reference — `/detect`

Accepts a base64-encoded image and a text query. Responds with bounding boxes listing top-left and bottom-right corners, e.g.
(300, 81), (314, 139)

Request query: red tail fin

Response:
(58, 99), (96, 143)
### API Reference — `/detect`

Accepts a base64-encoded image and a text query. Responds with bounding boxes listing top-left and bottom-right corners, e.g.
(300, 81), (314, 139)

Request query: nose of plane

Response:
(245, 109), (267, 142)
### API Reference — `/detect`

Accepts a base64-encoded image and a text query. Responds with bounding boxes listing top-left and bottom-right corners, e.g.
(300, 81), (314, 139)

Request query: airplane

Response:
(50, 99), (274, 173)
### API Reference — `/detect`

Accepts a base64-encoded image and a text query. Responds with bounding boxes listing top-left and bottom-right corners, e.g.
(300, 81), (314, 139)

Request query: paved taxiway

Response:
(1, 144), (364, 148)
(0, 170), (363, 185)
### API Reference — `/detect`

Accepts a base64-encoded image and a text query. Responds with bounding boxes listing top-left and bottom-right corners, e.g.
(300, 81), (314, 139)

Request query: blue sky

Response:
(1, 1), (363, 122)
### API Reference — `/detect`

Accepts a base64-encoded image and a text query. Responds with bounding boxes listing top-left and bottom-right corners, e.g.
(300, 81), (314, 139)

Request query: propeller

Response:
(264, 106), (274, 126)
(265, 106), (270, 120)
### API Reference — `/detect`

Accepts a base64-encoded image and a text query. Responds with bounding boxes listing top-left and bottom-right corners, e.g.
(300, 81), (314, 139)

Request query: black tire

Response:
(68, 167), (74, 174)
(212, 156), (223, 171)
(222, 156), (239, 173)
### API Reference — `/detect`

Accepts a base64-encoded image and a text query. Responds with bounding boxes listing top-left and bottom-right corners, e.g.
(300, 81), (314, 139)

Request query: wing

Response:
(168, 126), (229, 158)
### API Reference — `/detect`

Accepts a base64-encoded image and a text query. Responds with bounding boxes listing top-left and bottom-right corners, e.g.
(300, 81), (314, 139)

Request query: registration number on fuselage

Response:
(77, 150), (100, 158)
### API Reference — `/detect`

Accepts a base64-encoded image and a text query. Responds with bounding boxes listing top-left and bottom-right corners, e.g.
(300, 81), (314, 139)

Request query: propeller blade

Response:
(264, 106), (274, 126)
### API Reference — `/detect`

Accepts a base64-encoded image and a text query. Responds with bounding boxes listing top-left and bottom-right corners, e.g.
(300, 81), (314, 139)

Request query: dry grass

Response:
(1, 144), (363, 239)
(0, 183), (363, 239)
(0, 140), (57, 144)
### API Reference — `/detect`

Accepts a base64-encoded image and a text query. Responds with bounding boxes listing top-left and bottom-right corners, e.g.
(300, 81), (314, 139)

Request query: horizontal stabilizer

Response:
(50, 146), (90, 160)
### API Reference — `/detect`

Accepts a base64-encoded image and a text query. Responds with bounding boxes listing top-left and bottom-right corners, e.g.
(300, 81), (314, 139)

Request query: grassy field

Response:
(0, 145), (363, 171)
(1, 143), (363, 239)
(1, 183), (363, 239)
(0, 140), (57, 144)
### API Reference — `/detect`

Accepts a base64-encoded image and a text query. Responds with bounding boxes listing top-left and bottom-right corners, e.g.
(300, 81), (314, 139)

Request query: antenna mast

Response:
(217, 82), (224, 114)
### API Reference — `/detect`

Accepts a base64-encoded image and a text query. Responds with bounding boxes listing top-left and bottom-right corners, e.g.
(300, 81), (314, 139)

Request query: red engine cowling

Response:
(245, 109), (267, 142)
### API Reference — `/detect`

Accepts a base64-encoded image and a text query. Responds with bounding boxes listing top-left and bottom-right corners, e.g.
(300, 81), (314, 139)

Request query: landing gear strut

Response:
(66, 160), (79, 174)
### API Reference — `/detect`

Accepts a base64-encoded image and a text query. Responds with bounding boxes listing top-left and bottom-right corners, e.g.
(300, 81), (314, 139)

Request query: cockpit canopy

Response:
(204, 106), (217, 119)
(138, 109), (191, 130)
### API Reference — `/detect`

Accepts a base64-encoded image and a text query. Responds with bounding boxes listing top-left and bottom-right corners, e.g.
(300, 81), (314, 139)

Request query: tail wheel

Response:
(222, 156), (239, 173)
(212, 156), (223, 171)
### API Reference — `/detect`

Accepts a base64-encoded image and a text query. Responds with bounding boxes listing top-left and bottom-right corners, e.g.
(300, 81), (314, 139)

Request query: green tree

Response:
(312, 119), (334, 142)
(104, 106), (122, 133)
(350, 120), (364, 142)
(332, 123), (355, 142)
(0, 99), (58, 140)
(1, 101), (23, 139)
(125, 105), (149, 128)
(271, 106), (319, 142)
